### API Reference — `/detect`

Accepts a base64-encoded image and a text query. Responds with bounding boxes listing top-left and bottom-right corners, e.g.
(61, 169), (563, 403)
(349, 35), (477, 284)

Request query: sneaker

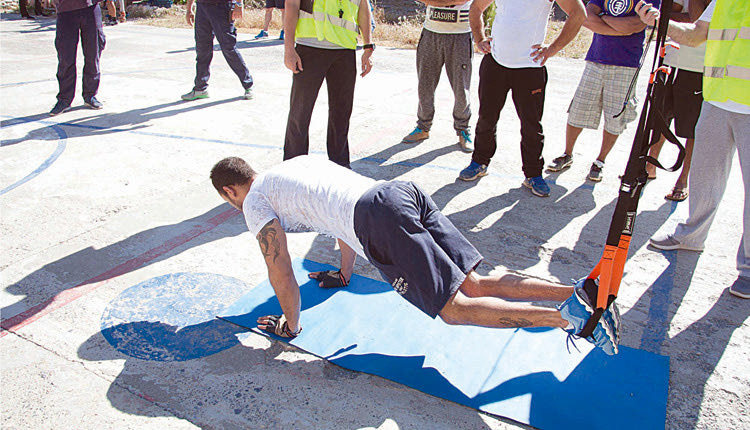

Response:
(457, 130), (473, 153)
(558, 286), (619, 355)
(402, 127), (429, 144)
(573, 278), (621, 345)
(729, 276), (750, 299)
(649, 233), (704, 252)
(105, 16), (118, 25)
(278, 30), (284, 40)
(254, 30), (268, 39)
(458, 161), (488, 181)
(523, 176), (550, 197)
(49, 101), (71, 116)
(588, 161), (604, 182)
(243, 87), (254, 100)
(546, 153), (573, 172)
(84, 97), (103, 110)
(181, 89), (209, 101)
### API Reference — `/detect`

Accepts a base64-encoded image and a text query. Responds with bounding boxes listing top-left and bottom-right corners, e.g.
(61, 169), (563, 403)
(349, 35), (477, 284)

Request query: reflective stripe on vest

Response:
(703, 0), (750, 106)
(296, 0), (360, 50)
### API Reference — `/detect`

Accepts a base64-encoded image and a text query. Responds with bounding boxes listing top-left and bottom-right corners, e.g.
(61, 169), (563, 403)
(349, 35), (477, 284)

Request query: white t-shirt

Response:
(490, 0), (554, 68)
(663, 0), (706, 73)
(242, 155), (378, 257)
(424, 1), (472, 34)
(699, 1), (750, 114)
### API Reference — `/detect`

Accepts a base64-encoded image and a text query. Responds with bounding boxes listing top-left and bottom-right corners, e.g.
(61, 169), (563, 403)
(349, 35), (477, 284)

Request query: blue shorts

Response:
(353, 181), (483, 318)
(264, 0), (284, 9)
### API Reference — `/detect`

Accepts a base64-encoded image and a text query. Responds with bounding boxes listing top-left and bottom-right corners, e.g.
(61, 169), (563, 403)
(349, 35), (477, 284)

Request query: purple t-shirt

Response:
(585, 0), (661, 68)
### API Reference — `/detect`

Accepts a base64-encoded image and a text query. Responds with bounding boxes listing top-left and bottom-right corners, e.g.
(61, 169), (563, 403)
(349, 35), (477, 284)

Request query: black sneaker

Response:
(588, 162), (604, 182)
(546, 153), (573, 172)
(49, 101), (71, 116)
(84, 97), (103, 110)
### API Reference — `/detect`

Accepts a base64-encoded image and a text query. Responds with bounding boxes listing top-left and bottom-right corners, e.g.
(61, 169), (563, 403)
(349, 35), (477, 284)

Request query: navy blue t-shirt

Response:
(585, 0), (662, 68)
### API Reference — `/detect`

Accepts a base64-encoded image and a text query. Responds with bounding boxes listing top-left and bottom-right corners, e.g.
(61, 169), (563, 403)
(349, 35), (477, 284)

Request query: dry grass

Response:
(134, 6), (592, 57)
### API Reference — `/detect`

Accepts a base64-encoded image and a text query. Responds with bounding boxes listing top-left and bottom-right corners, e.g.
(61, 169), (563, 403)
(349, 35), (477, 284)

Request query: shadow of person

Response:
(617, 249), (746, 429)
(428, 182), (598, 272)
(661, 289), (750, 429)
(548, 198), (674, 283)
(165, 37), (284, 55)
(0, 97), (243, 147)
(351, 138), (458, 183)
(78, 310), (495, 428)
(1, 205), (245, 332)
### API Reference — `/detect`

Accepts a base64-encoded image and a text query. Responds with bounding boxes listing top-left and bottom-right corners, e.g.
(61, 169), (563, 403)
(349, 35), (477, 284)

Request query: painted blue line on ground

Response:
(0, 124), (67, 196)
(0, 114), (608, 188)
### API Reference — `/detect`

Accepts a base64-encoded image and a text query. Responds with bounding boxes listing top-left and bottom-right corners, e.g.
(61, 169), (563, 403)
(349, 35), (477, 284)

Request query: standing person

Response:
(49, 0), (106, 116)
(104, 0), (125, 25)
(400, 0), (474, 153)
(282, 0), (373, 168)
(182, 0), (254, 101)
(645, 0), (710, 202)
(19, 0), (44, 19)
(637, 0), (750, 299)
(458, 0), (586, 199)
(209, 155), (620, 354)
(547, 0), (661, 182)
(254, 0), (284, 40)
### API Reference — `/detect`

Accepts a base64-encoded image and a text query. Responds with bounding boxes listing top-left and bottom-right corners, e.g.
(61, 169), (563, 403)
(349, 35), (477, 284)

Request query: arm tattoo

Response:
(497, 317), (534, 328)
(257, 220), (281, 263)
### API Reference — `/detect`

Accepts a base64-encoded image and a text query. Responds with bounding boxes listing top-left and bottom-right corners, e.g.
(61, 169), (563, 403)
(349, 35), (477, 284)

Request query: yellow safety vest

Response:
(296, 0), (360, 50)
(703, 0), (750, 106)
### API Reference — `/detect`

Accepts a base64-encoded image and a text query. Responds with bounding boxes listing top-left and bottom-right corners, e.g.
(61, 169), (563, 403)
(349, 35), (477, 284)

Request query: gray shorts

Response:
(353, 181), (483, 318)
(567, 61), (639, 135)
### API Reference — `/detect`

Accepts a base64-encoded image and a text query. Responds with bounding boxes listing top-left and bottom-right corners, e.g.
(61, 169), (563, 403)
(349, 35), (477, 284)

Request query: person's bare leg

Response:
(262, 8), (272, 31)
(565, 124), (583, 155)
(460, 271), (573, 303)
(596, 130), (620, 163)
(439, 288), (569, 329)
(646, 134), (667, 179)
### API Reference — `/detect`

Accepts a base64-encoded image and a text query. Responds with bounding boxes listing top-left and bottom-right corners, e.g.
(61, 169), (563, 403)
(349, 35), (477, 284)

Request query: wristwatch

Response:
(363, 43), (375, 50)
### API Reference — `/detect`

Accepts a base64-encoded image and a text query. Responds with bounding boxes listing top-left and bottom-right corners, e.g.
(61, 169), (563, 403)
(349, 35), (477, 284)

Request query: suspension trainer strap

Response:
(579, 0), (682, 339)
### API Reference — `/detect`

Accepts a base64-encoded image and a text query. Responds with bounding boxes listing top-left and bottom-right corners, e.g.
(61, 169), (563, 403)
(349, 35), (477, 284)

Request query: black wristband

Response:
(363, 43), (375, 50)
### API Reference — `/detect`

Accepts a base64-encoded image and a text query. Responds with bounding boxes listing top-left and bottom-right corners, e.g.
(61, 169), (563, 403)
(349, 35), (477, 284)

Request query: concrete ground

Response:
(1, 14), (748, 430)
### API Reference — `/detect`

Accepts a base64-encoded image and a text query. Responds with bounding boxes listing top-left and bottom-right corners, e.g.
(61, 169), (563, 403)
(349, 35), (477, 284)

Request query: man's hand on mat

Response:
(257, 314), (301, 338)
(308, 270), (349, 288)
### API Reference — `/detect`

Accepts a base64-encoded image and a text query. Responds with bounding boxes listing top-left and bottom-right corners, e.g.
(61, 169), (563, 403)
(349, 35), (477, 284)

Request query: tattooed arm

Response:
(256, 218), (301, 333)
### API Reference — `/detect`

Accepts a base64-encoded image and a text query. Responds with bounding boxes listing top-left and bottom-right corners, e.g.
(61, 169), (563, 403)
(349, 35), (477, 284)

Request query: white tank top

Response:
(490, 0), (555, 69)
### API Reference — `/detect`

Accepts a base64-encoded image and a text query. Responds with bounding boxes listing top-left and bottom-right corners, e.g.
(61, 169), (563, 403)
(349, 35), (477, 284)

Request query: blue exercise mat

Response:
(219, 259), (669, 430)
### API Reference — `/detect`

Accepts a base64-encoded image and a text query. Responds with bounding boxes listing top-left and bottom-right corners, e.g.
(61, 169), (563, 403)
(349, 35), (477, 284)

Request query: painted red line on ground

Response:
(0, 208), (239, 338)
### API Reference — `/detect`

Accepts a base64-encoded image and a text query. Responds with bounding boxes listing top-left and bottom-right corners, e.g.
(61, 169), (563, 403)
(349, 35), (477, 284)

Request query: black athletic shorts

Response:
(653, 68), (703, 139)
(353, 181), (483, 318)
(264, 0), (284, 9)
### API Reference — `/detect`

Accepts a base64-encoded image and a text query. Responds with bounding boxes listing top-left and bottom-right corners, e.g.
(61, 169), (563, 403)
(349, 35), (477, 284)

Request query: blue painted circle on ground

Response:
(101, 272), (250, 361)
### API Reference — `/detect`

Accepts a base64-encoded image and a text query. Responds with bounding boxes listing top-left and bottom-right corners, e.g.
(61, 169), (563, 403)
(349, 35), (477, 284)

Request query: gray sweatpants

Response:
(672, 101), (750, 277)
(416, 29), (473, 134)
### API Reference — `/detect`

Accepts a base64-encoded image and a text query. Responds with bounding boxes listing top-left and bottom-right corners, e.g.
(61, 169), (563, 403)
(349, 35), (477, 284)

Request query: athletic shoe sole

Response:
(522, 180), (549, 197)
(458, 170), (488, 181)
(49, 106), (70, 116)
(729, 288), (750, 299)
(649, 240), (704, 252)
(84, 102), (103, 110)
(546, 162), (572, 172)
(181, 94), (209, 101)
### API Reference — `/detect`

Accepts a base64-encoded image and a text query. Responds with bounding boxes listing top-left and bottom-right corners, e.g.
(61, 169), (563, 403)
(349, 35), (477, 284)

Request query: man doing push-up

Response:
(210, 155), (620, 354)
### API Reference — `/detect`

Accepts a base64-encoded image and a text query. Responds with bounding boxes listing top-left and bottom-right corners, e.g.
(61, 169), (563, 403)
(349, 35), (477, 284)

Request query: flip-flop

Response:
(665, 187), (688, 202)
